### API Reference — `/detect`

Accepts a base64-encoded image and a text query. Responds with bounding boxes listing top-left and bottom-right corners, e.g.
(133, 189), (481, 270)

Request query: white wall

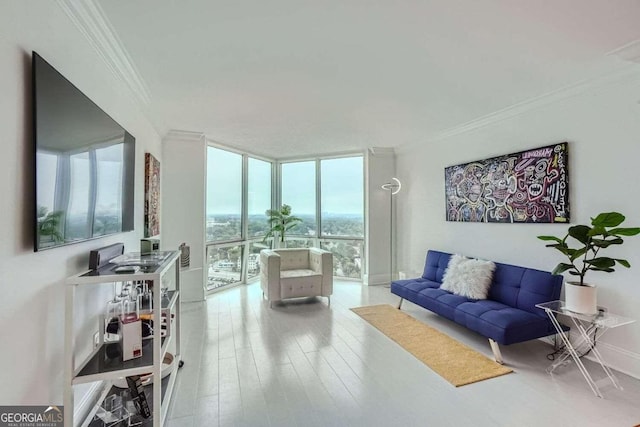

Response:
(364, 148), (396, 285)
(0, 1), (161, 409)
(395, 72), (640, 377)
(161, 131), (206, 302)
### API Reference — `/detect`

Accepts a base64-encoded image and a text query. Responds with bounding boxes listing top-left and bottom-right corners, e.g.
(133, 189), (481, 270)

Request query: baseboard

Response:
(537, 336), (640, 380)
(363, 273), (392, 286)
(584, 341), (640, 380)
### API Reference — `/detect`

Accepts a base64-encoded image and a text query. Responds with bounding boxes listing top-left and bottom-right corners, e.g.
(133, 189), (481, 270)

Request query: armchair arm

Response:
(260, 249), (281, 300)
(309, 248), (333, 296)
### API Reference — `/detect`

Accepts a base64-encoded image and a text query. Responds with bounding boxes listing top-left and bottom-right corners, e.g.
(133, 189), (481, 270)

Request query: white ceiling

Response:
(96, 0), (640, 158)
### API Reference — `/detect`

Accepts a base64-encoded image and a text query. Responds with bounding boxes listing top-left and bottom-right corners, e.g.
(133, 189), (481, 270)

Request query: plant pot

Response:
(564, 282), (597, 314)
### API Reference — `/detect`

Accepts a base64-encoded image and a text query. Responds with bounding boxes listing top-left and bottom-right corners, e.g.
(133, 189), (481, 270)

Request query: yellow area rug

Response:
(351, 304), (513, 386)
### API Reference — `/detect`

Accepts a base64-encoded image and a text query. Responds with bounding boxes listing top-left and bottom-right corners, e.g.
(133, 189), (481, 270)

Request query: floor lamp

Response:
(381, 178), (402, 286)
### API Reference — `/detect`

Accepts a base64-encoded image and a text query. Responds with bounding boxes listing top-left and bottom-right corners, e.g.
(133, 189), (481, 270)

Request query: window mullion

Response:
(316, 158), (322, 239)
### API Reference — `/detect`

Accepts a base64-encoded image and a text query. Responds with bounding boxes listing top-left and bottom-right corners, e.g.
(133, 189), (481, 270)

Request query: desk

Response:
(536, 300), (635, 398)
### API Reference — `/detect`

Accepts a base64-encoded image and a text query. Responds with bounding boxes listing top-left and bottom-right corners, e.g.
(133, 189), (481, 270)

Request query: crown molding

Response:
(608, 39), (640, 64)
(163, 129), (206, 143)
(367, 147), (396, 156)
(56, 0), (152, 106)
(399, 64), (640, 151)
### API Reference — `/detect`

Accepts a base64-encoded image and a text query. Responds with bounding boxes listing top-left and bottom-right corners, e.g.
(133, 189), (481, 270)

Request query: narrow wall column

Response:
(161, 130), (207, 302)
(364, 147), (396, 285)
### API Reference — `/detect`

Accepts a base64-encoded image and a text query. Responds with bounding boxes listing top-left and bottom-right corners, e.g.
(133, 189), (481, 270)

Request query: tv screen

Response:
(33, 52), (135, 251)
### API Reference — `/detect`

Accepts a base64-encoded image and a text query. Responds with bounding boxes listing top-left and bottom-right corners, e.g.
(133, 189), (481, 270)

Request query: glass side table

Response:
(536, 300), (635, 398)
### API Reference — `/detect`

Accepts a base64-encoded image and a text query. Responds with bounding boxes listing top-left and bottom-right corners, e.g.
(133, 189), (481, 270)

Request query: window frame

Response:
(278, 153), (365, 280)
(205, 142), (276, 292)
(278, 153), (365, 240)
(205, 144), (366, 290)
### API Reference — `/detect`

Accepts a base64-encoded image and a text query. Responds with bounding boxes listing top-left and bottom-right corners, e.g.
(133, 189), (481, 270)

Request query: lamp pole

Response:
(381, 178), (402, 286)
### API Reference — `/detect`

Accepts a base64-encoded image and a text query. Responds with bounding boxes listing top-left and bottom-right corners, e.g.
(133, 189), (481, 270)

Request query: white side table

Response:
(536, 300), (635, 398)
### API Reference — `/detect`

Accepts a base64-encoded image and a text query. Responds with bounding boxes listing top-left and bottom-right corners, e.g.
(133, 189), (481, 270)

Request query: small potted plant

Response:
(538, 212), (640, 313)
(264, 204), (302, 248)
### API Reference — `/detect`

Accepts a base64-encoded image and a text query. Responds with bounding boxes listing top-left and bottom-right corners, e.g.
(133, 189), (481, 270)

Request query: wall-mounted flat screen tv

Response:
(33, 52), (135, 251)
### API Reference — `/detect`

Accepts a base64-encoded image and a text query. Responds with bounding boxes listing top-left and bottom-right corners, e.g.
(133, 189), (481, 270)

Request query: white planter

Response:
(564, 282), (597, 314)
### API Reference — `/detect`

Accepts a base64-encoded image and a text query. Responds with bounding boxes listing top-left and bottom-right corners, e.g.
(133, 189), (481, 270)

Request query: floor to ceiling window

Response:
(281, 161), (316, 238)
(280, 155), (364, 279)
(206, 146), (273, 291)
(319, 156), (364, 279)
(205, 146), (364, 289)
(246, 157), (272, 280)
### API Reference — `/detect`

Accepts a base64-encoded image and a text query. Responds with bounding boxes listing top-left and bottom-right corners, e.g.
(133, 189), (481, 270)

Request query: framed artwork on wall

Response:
(144, 153), (160, 237)
(445, 142), (569, 223)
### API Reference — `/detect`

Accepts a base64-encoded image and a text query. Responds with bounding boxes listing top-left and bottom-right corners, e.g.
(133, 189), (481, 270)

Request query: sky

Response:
(206, 148), (363, 216)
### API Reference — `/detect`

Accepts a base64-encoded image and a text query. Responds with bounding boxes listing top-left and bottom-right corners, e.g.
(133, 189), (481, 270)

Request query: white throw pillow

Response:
(440, 254), (468, 294)
(441, 255), (496, 300)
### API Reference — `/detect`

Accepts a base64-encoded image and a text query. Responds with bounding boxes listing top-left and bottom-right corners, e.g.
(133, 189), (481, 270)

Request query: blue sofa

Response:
(391, 250), (564, 363)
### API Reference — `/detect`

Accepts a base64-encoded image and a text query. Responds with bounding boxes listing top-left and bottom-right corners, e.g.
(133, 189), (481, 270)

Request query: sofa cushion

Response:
(454, 300), (558, 345)
(489, 263), (563, 317)
(280, 271), (322, 298)
(441, 255), (496, 300)
(421, 250), (451, 282)
(278, 249), (310, 270)
(280, 269), (319, 279)
(390, 278), (473, 322)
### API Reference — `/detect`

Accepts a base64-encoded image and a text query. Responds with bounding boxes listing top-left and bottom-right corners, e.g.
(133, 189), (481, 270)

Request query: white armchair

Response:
(260, 248), (333, 308)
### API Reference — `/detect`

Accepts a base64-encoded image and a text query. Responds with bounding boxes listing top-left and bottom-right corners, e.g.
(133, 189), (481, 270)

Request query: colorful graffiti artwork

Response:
(445, 143), (569, 223)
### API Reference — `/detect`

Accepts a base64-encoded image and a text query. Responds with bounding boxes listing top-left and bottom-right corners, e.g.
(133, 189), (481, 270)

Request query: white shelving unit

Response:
(64, 251), (182, 427)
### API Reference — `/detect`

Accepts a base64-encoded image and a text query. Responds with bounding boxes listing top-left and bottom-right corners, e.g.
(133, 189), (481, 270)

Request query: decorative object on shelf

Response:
(264, 204), (302, 248)
(89, 242), (125, 270)
(144, 152), (161, 237)
(381, 177), (402, 285)
(179, 242), (190, 268)
(120, 296), (142, 361)
(538, 212), (640, 314)
(137, 281), (153, 311)
(114, 353), (176, 388)
(140, 238), (160, 254)
(445, 142), (569, 223)
(126, 375), (151, 418)
(95, 393), (131, 425)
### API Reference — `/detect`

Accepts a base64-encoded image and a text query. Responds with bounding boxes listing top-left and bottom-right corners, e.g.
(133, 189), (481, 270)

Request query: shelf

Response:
(139, 290), (179, 312)
(65, 250), (182, 427)
(67, 251), (180, 285)
(86, 362), (180, 427)
(74, 337), (170, 385)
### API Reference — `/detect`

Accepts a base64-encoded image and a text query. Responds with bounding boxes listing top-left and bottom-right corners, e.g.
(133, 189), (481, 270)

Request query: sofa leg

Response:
(269, 301), (273, 309)
(489, 339), (504, 364)
(397, 298), (404, 310)
(327, 296), (331, 307)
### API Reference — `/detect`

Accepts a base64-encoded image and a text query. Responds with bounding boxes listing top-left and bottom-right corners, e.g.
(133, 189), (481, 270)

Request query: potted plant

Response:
(264, 204), (302, 248)
(538, 212), (640, 314)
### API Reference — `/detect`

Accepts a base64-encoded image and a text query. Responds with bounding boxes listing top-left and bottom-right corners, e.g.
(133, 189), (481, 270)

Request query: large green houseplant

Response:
(264, 204), (302, 247)
(538, 212), (640, 313)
